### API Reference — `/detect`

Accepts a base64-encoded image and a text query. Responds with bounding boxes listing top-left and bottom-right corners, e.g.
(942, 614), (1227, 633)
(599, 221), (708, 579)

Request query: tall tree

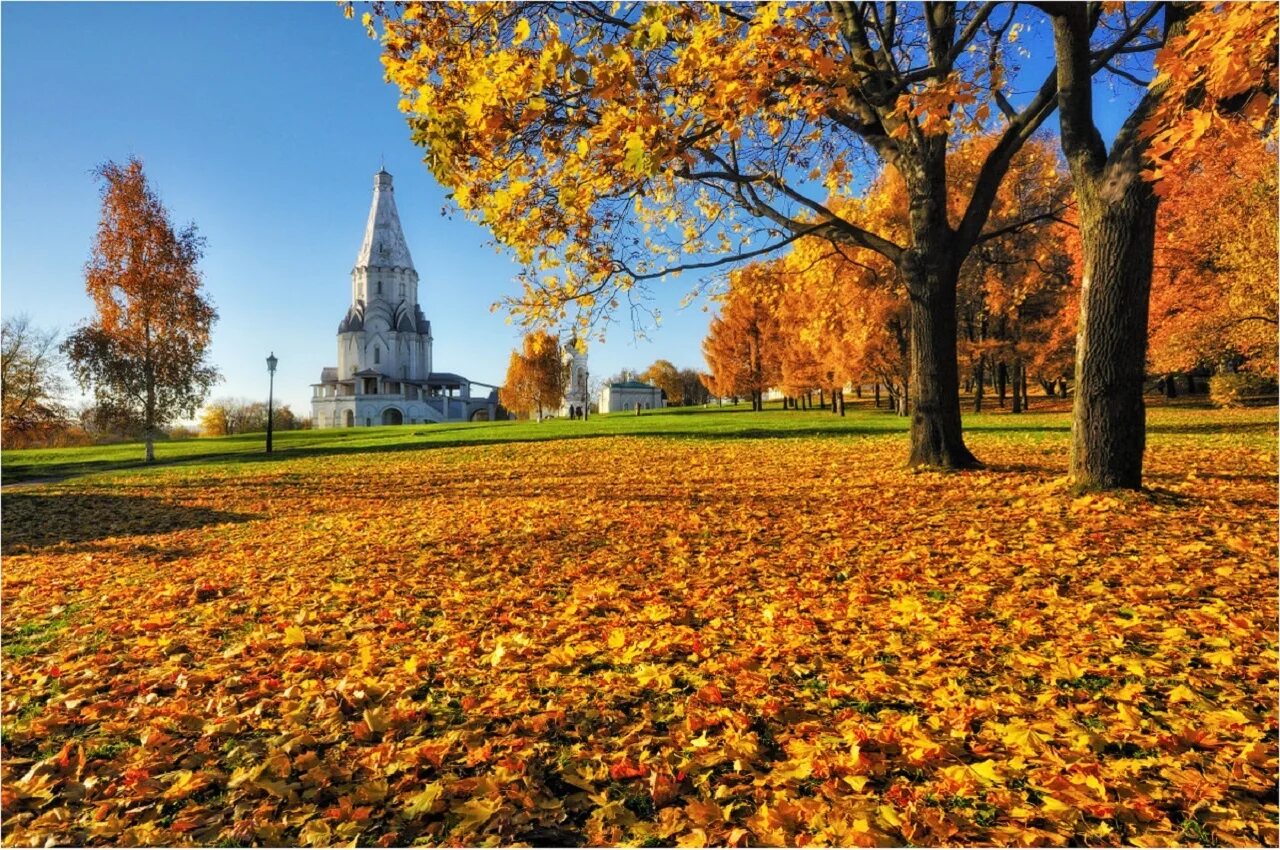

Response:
(499, 330), (567, 420)
(1041, 0), (1277, 489)
(702, 266), (784, 412)
(678, 368), (712, 407)
(363, 2), (1132, 469)
(1149, 126), (1277, 379)
(1, 315), (69, 447)
(640, 359), (683, 405)
(63, 159), (219, 463)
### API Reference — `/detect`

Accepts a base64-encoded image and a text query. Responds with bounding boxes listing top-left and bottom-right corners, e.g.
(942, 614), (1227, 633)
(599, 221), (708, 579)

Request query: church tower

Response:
(313, 168), (496, 428)
(335, 169), (432, 382)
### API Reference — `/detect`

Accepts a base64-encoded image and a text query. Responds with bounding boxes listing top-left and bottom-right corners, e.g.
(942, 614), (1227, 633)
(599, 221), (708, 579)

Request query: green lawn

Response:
(3, 397), (1272, 485)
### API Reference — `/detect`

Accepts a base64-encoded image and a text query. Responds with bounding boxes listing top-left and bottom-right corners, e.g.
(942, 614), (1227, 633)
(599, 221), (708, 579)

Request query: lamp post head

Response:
(266, 352), (278, 374)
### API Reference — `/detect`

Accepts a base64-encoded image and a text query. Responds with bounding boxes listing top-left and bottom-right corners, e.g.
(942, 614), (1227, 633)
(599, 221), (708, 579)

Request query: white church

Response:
(311, 169), (502, 427)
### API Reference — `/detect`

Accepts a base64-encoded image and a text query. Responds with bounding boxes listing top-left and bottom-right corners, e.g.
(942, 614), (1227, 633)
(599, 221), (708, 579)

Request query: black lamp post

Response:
(266, 352), (278, 453)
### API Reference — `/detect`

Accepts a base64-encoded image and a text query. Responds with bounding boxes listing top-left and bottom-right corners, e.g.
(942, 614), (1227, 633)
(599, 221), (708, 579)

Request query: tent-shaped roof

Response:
(355, 170), (415, 270)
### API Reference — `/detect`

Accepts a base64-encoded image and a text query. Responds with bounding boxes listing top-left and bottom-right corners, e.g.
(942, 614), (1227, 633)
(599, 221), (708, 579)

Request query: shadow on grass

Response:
(1, 493), (254, 553)
(2, 423), (912, 485)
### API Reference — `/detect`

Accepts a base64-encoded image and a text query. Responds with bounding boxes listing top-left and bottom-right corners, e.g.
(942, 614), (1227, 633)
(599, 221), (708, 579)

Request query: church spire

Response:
(355, 168), (414, 270)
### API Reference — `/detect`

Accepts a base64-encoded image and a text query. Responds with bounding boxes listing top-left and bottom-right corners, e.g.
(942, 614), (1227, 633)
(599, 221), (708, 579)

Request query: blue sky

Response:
(2, 3), (1144, 419)
(1, 1), (716, 416)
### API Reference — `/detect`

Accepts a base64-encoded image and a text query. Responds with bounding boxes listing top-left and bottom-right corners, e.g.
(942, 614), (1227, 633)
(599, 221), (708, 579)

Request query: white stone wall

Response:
(600, 385), (665, 413)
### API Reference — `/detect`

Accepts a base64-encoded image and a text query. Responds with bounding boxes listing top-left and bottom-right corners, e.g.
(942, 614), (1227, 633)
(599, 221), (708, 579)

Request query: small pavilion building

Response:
(599, 379), (665, 413)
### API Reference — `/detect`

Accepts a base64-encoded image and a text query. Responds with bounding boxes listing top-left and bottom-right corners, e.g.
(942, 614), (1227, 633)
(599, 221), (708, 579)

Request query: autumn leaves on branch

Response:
(62, 159), (219, 463)
(365, 1), (1277, 489)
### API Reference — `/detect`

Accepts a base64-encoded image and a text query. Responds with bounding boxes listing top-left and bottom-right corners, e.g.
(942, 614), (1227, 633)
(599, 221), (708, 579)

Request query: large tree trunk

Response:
(996, 361), (1007, 407)
(1069, 179), (1156, 489)
(901, 249), (979, 468)
(1047, 2), (1191, 490)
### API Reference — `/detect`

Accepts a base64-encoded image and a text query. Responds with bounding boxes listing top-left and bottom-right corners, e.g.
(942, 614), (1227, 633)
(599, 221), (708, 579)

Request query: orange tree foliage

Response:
(1149, 127), (1278, 377)
(2, 411), (1277, 846)
(499, 330), (566, 420)
(708, 136), (1075, 414)
(362, 1), (1175, 470)
(1142, 0), (1279, 180)
(701, 266), (783, 411)
(639, 360), (684, 406)
(61, 159), (219, 464)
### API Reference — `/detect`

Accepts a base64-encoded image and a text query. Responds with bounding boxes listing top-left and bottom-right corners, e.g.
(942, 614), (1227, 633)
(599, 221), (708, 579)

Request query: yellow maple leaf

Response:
(452, 796), (501, 832)
(512, 18), (531, 47)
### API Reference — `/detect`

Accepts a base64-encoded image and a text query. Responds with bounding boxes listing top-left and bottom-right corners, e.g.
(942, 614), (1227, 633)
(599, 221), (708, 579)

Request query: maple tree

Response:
(360, 1), (1180, 470)
(61, 159), (219, 464)
(2, 406), (1276, 846)
(1, 315), (69, 448)
(1148, 126), (1278, 380)
(1040, 0), (1278, 489)
(705, 135), (1075, 420)
(702, 266), (784, 412)
(499, 330), (567, 420)
(639, 360), (683, 406)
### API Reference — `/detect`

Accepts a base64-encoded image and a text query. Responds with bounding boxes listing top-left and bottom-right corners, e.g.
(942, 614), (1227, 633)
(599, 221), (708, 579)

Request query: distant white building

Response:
(600, 379), (665, 413)
(311, 169), (499, 426)
(559, 342), (589, 418)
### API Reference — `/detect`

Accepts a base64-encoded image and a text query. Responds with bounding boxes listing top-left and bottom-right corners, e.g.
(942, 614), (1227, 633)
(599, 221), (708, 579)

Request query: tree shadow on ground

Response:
(1, 493), (254, 554)
(3, 426), (912, 486)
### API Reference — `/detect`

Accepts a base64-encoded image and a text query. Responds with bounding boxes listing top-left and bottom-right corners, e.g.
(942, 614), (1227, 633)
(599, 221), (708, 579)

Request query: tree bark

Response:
(996, 361), (1007, 407)
(1164, 372), (1178, 399)
(144, 321), (156, 464)
(1047, 2), (1192, 490)
(1184, 373), (1196, 394)
(973, 355), (985, 413)
(901, 247), (979, 468)
(1011, 361), (1023, 414)
(1068, 181), (1156, 487)
(873, 383), (880, 408)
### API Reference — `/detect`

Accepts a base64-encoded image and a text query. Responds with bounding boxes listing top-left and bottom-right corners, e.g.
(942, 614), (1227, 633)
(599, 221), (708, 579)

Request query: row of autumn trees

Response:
(498, 330), (713, 420)
(702, 123), (1276, 416)
(364, 0), (1277, 489)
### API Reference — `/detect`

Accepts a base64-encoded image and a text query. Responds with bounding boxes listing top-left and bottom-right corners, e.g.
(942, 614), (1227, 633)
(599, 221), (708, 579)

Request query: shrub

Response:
(1209, 373), (1278, 408)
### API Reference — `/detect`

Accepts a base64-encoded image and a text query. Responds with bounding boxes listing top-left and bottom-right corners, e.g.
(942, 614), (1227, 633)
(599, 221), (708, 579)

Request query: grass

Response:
(3, 396), (1270, 485)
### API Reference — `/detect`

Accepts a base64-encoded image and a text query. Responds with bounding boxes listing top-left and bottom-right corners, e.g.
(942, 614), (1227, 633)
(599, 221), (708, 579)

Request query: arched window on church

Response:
(399, 282), (405, 298)
(374, 346), (380, 364)
(376, 281), (382, 295)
